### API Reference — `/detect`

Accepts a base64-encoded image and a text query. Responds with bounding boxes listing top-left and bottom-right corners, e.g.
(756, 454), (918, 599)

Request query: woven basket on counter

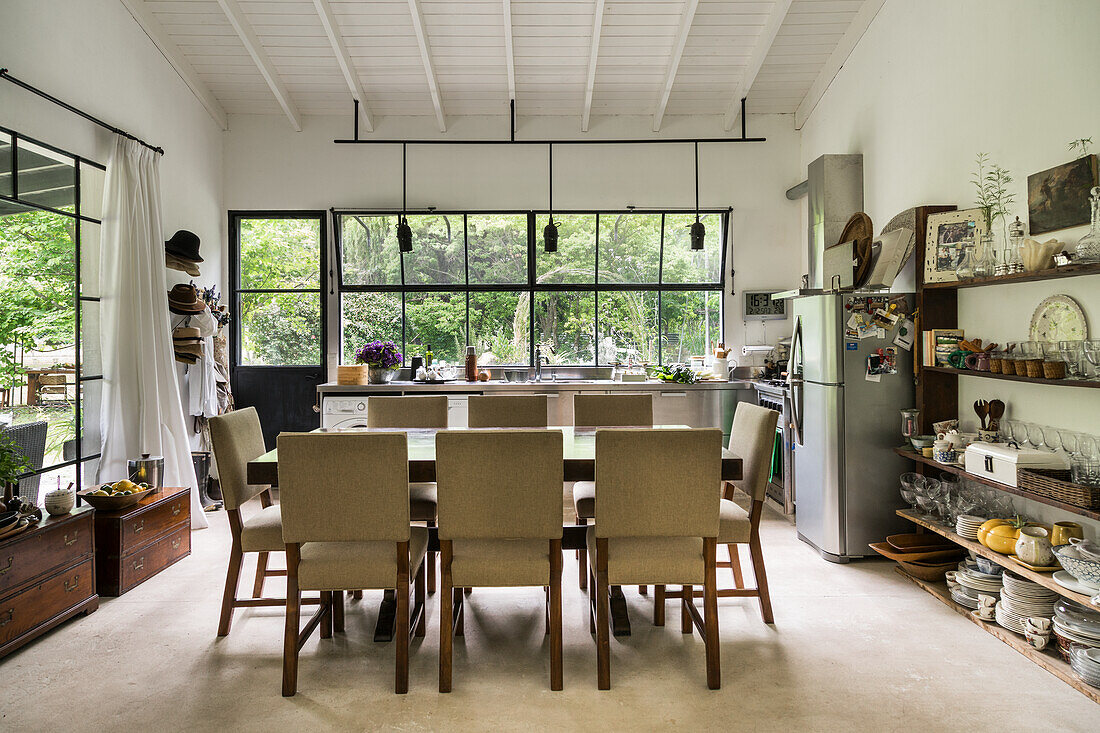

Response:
(1017, 468), (1100, 510)
(1042, 360), (1066, 379)
(1024, 358), (1044, 378)
(336, 364), (369, 385)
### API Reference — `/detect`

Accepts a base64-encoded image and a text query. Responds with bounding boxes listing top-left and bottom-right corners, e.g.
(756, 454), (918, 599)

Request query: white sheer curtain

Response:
(98, 136), (207, 529)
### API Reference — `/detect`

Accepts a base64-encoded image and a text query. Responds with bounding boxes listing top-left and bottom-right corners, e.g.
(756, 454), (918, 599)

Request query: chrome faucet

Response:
(534, 344), (550, 382)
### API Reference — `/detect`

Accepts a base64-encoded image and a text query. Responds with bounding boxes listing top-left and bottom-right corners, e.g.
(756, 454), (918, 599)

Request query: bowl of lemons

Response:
(77, 479), (154, 510)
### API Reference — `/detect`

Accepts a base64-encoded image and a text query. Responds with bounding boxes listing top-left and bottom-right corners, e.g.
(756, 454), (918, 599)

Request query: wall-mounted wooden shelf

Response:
(892, 568), (1100, 705)
(894, 448), (1100, 521)
(921, 365), (1100, 389)
(923, 262), (1100, 290)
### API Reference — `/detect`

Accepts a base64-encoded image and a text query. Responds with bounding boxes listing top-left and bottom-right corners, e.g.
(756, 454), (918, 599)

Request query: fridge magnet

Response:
(883, 347), (899, 375)
(846, 341), (858, 350)
(871, 306), (900, 330)
(865, 354), (882, 382)
(893, 319), (915, 350)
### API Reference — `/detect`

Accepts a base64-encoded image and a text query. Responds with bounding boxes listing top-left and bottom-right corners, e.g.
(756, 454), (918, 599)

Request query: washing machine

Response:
(321, 396), (370, 429)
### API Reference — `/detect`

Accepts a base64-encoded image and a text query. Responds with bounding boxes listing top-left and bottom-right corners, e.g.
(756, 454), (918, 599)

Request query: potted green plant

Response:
(0, 432), (31, 511)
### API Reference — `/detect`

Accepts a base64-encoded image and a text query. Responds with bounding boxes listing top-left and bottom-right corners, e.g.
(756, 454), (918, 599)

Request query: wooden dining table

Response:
(246, 425), (742, 641)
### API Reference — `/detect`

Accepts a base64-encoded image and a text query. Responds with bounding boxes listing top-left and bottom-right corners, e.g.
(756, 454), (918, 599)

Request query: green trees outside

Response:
(238, 212), (724, 368)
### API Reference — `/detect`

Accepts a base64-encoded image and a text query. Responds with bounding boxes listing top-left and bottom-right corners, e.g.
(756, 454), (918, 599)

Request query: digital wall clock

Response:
(743, 291), (787, 321)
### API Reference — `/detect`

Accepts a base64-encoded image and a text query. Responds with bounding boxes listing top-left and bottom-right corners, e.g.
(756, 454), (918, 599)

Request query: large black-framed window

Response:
(334, 209), (727, 367)
(0, 125), (104, 494)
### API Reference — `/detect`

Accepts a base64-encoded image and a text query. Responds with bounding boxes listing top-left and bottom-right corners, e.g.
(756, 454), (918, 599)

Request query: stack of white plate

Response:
(954, 563), (1005, 596)
(995, 601), (1028, 634)
(955, 515), (986, 540)
(1070, 647), (1100, 689)
(999, 572), (1059, 621)
(1054, 598), (1100, 651)
(951, 584), (980, 610)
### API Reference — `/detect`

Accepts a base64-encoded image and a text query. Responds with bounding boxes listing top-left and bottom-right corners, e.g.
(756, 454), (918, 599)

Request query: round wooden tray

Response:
(838, 212), (874, 287)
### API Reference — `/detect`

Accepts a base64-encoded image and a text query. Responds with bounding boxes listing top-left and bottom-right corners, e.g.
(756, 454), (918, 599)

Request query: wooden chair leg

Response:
(728, 544), (745, 589)
(454, 587), (464, 637)
(414, 559), (427, 638)
(704, 538), (721, 690)
(587, 568), (596, 634)
(320, 591), (333, 639)
(218, 545), (244, 637)
(395, 541), (410, 694)
(543, 586), (550, 635)
(439, 540), (453, 693)
(352, 590), (363, 600)
(426, 519), (437, 594)
(282, 544), (301, 697)
(332, 590), (344, 633)
(595, 538), (611, 691)
(252, 551), (269, 598)
(681, 585), (693, 633)
(550, 538), (563, 691)
(749, 533), (774, 624)
(653, 584), (665, 626)
(638, 585), (648, 595)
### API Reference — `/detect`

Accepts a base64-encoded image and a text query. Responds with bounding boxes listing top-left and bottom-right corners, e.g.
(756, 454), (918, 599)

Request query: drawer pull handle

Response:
(0, 609), (12, 627)
(171, 504), (181, 517)
(64, 531), (79, 546)
(64, 575), (80, 593)
(133, 520), (145, 534)
(132, 558), (144, 571)
(0, 557), (12, 575)
(171, 538), (181, 550)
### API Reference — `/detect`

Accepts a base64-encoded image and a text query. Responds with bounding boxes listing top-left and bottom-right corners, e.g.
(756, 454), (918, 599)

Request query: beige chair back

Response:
(594, 428), (721, 539)
(435, 430), (563, 540)
(573, 393), (653, 427)
(367, 395), (448, 428)
(209, 407), (269, 511)
(467, 395), (548, 428)
(728, 403), (780, 502)
(277, 432), (411, 543)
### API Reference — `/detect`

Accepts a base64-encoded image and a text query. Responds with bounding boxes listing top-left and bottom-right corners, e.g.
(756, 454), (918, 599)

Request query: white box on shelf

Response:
(964, 443), (1069, 487)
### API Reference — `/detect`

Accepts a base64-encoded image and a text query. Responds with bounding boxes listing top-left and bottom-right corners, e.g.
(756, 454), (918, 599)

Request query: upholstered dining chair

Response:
(467, 394), (548, 428)
(435, 429), (564, 691)
(367, 395), (448, 592)
(571, 393), (653, 590)
(662, 403), (779, 624)
(211, 407), (320, 637)
(587, 428), (722, 690)
(278, 431), (428, 696)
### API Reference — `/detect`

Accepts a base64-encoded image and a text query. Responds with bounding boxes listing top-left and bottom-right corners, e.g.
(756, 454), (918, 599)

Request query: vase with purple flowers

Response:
(355, 340), (403, 384)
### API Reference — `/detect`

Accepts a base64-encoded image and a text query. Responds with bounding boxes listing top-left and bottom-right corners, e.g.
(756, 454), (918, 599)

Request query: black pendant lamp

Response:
(397, 142), (413, 253)
(543, 143), (558, 253)
(690, 141), (705, 250)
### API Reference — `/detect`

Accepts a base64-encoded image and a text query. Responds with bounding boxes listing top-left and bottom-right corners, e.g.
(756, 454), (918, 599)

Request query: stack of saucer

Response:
(955, 515), (986, 540)
(996, 572), (1058, 635)
(954, 562), (1005, 595)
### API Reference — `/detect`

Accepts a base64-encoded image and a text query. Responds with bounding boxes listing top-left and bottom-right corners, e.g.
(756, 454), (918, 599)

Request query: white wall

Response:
(222, 112), (803, 366)
(0, 0), (226, 291)
(800, 0), (1100, 534)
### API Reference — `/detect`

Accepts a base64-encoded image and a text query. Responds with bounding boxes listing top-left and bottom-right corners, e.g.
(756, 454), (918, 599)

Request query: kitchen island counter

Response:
(318, 379), (754, 393)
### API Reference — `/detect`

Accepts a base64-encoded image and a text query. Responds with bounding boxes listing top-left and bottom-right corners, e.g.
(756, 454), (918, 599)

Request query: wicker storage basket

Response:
(336, 364), (369, 385)
(989, 357), (1003, 374)
(1017, 468), (1100, 509)
(1042, 361), (1066, 379)
(1024, 358), (1044, 378)
(1013, 359), (1029, 376)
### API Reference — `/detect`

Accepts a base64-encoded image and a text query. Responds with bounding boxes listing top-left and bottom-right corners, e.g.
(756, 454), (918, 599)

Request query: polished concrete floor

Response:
(3, 499), (1097, 731)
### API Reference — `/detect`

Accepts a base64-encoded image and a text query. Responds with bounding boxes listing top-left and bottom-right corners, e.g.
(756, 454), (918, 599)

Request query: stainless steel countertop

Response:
(318, 379), (755, 393)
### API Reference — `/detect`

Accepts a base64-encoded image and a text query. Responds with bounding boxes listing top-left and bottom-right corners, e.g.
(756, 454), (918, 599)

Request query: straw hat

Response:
(168, 284), (205, 315)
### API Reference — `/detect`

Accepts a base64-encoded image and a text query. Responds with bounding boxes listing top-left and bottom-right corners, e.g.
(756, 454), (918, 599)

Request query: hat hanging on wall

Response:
(168, 284), (206, 315)
(165, 229), (203, 276)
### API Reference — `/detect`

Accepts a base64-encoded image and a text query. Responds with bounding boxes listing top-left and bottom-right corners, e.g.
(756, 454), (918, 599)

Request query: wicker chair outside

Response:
(2, 421), (48, 504)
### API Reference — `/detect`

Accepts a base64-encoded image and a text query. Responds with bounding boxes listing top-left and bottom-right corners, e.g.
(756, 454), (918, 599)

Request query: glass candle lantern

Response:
(901, 408), (920, 441)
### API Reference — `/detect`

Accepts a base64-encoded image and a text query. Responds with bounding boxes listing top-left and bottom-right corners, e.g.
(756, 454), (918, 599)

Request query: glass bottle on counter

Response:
(425, 344), (433, 367)
(1075, 186), (1100, 264)
(465, 346), (477, 382)
(954, 240), (976, 279)
(972, 233), (996, 278)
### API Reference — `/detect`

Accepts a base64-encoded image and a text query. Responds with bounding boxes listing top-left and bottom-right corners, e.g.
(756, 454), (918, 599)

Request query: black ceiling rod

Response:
(334, 135), (765, 145)
(741, 97), (747, 140)
(353, 99), (360, 142)
(0, 68), (164, 155)
(510, 98), (515, 142)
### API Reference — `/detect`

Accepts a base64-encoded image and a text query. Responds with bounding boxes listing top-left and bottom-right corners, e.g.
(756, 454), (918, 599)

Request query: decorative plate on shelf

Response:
(1029, 294), (1088, 342)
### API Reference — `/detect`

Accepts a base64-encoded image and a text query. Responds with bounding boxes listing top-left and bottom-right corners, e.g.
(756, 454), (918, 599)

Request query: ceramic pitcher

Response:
(1015, 527), (1055, 567)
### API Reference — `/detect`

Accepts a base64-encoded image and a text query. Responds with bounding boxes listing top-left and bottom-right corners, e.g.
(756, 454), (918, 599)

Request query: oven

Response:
(754, 381), (795, 516)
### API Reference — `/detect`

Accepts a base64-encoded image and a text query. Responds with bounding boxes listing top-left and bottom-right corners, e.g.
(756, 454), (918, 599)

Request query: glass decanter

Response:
(955, 241), (976, 279)
(1076, 186), (1100, 264)
(972, 232), (997, 278)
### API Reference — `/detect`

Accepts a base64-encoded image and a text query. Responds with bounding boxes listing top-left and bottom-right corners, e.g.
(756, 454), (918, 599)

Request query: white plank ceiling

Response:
(134, 0), (875, 129)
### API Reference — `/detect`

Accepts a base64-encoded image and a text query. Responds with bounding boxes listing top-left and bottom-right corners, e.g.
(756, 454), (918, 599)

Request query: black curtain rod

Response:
(1, 68), (165, 155)
(334, 136), (765, 145)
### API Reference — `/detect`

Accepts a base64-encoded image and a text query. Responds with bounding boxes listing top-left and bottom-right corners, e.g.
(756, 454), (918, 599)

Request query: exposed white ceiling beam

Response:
(502, 0), (516, 104)
(581, 0), (606, 132)
(723, 0), (793, 131)
(407, 0), (446, 132)
(118, 0), (227, 131)
(652, 0), (699, 132)
(795, 0), (886, 129)
(216, 0), (302, 131)
(313, 0), (372, 133)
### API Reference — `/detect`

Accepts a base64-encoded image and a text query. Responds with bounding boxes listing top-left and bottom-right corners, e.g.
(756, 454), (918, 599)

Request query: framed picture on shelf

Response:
(923, 208), (987, 284)
(1027, 154), (1099, 235)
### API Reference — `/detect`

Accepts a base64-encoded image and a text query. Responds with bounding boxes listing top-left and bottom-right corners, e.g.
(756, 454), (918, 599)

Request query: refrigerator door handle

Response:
(787, 315), (804, 446)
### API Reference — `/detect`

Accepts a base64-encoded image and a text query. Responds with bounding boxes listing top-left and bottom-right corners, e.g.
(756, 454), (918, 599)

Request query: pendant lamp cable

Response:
(397, 142), (413, 252)
(690, 141), (705, 250)
(543, 142), (558, 252)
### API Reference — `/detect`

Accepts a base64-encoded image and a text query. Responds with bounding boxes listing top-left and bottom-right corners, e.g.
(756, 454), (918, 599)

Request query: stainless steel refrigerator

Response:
(788, 293), (914, 563)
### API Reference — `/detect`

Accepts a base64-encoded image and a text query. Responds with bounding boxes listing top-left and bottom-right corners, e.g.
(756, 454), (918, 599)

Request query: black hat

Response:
(165, 230), (203, 263)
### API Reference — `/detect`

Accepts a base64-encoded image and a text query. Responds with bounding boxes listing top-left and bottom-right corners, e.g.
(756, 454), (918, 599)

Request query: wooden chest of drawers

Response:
(94, 486), (191, 596)
(0, 507), (99, 660)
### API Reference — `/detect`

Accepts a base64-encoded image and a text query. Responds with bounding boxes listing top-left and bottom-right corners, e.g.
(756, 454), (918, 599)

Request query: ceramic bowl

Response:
(1053, 544), (1100, 589)
(44, 488), (75, 516)
(910, 435), (936, 450)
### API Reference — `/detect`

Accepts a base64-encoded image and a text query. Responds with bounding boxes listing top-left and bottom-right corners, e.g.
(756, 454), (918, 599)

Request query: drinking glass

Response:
(1060, 340), (1084, 378)
(1059, 429), (1081, 456)
(915, 492), (939, 521)
(1026, 422), (1047, 450)
(1080, 435), (1099, 460)
(1084, 340), (1100, 380)
(1040, 425), (1061, 452)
